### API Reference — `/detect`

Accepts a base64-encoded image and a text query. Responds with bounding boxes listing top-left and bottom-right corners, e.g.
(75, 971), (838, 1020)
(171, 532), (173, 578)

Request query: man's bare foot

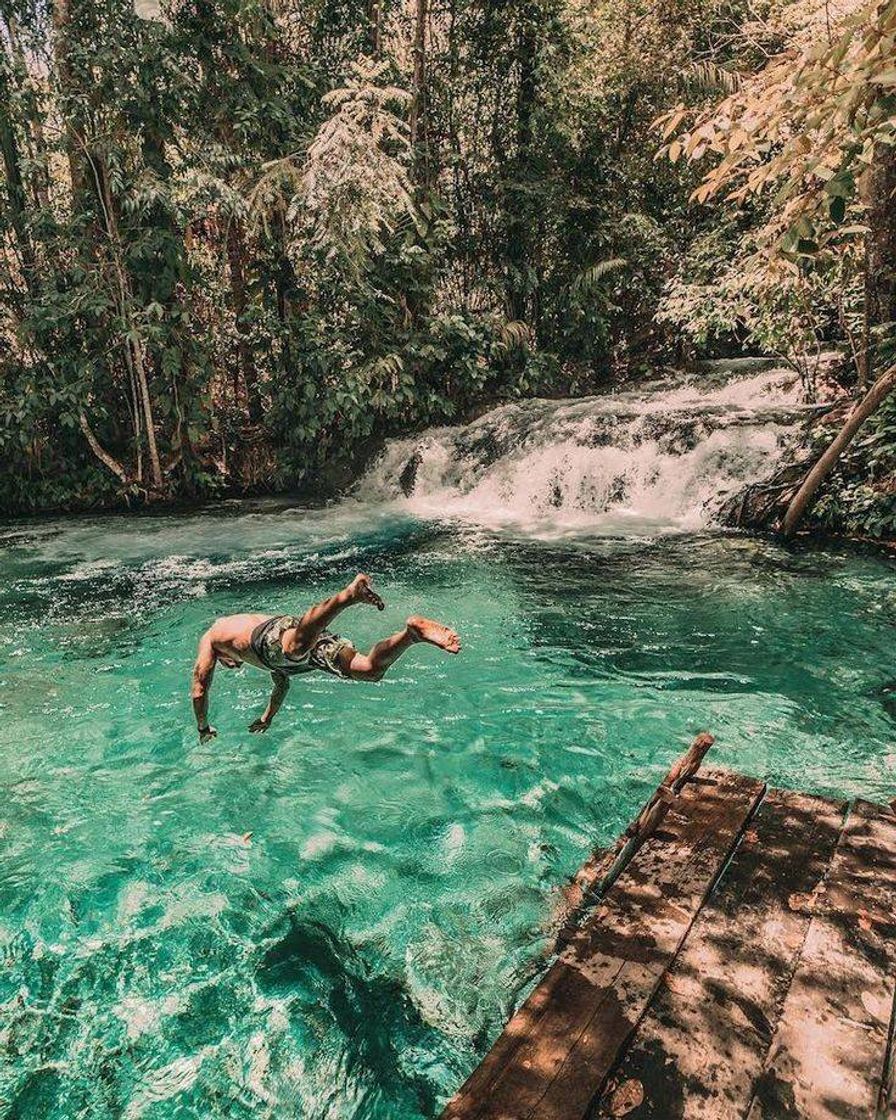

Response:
(349, 573), (385, 611)
(407, 616), (461, 653)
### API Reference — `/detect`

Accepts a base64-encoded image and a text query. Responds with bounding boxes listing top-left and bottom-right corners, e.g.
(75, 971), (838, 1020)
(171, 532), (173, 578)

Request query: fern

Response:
(499, 320), (533, 350)
(570, 257), (628, 296)
(686, 60), (742, 95)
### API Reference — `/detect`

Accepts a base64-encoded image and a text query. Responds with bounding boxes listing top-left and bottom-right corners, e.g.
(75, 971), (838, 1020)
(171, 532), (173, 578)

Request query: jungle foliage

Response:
(0, 0), (894, 523)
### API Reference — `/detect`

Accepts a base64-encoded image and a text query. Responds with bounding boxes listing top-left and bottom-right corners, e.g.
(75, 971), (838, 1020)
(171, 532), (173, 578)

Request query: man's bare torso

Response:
(206, 613), (272, 669)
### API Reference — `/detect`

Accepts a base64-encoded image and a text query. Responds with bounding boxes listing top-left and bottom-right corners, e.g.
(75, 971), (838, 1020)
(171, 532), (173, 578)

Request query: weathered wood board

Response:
(746, 799), (896, 1120)
(442, 769), (766, 1120)
(591, 789), (846, 1120)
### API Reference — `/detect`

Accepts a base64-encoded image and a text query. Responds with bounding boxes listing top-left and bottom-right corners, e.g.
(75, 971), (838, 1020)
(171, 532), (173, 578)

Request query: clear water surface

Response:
(1, 499), (895, 1118)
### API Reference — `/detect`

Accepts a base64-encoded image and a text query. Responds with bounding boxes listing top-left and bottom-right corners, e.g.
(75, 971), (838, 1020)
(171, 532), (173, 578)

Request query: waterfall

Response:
(357, 365), (818, 535)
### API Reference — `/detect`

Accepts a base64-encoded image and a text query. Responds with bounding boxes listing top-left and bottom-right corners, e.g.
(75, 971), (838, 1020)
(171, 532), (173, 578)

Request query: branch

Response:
(79, 411), (129, 484)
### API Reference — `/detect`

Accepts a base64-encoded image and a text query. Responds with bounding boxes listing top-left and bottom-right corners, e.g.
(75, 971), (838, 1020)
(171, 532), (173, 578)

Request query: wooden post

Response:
(588, 733), (715, 907)
(599, 785), (680, 898)
(663, 731), (716, 792)
(553, 733), (716, 941)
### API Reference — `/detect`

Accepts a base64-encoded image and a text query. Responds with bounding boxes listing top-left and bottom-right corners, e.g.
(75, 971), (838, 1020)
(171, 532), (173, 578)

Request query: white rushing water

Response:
(358, 365), (815, 536)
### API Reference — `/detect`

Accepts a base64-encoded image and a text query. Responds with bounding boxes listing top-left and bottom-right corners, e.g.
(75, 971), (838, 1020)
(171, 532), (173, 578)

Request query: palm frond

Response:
(570, 257), (628, 295)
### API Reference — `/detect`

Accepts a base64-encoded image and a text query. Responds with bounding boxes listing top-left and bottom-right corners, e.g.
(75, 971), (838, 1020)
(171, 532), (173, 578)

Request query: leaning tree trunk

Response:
(781, 361), (896, 537)
(79, 412), (129, 484)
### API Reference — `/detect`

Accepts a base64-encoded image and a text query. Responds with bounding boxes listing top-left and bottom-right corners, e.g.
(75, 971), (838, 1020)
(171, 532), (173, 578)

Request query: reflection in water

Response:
(0, 494), (894, 1118)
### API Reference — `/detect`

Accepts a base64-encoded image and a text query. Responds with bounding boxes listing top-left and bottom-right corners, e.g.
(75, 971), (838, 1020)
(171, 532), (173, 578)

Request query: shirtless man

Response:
(190, 573), (461, 741)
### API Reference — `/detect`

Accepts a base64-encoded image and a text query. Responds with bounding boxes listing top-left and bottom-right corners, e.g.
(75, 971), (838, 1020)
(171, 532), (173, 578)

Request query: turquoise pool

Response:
(1, 501), (894, 1118)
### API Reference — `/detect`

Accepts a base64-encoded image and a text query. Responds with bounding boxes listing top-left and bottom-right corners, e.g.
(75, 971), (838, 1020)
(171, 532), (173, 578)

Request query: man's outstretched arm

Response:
(191, 632), (217, 742)
(250, 672), (290, 733)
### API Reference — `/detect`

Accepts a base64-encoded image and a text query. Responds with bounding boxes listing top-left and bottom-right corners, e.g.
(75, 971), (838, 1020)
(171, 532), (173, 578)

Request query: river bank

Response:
(5, 358), (895, 548)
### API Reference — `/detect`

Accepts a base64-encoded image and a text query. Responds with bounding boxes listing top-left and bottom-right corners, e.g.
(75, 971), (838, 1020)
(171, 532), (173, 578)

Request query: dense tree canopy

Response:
(0, 0), (893, 525)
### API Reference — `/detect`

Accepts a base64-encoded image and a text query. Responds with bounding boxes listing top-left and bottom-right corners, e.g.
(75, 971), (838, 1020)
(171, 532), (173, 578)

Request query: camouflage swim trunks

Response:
(249, 615), (354, 678)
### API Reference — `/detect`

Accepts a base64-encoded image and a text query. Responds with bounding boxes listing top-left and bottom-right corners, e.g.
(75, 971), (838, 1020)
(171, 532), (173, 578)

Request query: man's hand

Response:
(249, 718), (271, 734)
(198, 725), (217, 743)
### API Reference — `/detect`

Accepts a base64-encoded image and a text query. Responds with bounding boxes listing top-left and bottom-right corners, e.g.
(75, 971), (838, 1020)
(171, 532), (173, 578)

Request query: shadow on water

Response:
(256, 915), (447, 1116)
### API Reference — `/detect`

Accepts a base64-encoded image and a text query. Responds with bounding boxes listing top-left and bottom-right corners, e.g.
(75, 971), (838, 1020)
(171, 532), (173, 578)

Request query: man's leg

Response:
(287, 573), (385, 653)
(344, 616), (461, 681)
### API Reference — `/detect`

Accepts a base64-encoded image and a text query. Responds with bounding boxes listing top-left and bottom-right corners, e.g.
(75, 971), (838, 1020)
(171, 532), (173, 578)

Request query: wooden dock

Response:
(442, 741), (896, 1120)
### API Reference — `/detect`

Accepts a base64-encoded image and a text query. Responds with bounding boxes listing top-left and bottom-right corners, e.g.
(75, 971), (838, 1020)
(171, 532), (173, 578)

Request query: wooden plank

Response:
(746, 800), (896, 1120)
(591, 788), (846, 1120)
(441, 769), (765, 1120)
(517, 771), (767, 1120)
(881, 1009), (896, 1118)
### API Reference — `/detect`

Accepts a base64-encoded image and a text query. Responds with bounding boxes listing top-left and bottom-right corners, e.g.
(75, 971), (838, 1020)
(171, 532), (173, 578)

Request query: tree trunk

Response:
(367, 0), (382, 56)
(409, 0), (428, 181)
(130, 335), (163, 491)
(781, 361), (896, 537)
(6, 17), (50, 211)
(274, 207), (296, 377)
(79, 411), (129, 484)
(52, 0), (86, 206)
(506, 3), (537, 323)
(226, 218), (263, 424)
(92, 150), (164, 491)
(858, 257), (871, 390)
(862, 141), (896, 383)
(0, 51), (36, 292)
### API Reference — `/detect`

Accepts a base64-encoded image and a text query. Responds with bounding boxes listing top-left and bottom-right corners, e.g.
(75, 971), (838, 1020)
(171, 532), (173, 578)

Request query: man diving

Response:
(190, 573), (461, 741)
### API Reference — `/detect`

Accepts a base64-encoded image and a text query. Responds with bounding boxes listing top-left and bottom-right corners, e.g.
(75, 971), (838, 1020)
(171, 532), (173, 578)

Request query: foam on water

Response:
(359, 367), (813, 535)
